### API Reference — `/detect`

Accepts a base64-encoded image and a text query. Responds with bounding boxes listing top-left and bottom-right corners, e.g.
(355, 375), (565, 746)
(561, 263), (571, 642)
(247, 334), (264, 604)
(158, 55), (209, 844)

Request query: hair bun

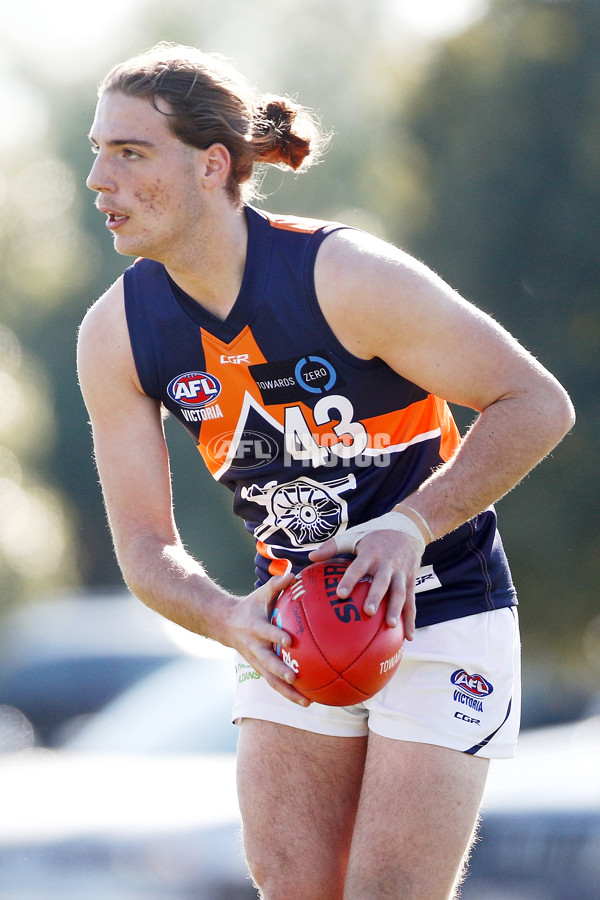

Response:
(252, 96), (318, 171)
(257, 100), (294, 136)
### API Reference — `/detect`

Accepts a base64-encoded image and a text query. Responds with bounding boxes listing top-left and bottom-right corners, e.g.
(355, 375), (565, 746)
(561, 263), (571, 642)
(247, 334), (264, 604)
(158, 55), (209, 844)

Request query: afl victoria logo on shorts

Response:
(451, 669), (494, 698)
(451, 669), (493, 718)
(167, 371), (222, 408)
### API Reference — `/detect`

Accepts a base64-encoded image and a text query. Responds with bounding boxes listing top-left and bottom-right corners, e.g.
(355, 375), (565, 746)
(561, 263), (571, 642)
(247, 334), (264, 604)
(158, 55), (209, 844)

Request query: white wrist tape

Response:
(333, 510), (428, 557)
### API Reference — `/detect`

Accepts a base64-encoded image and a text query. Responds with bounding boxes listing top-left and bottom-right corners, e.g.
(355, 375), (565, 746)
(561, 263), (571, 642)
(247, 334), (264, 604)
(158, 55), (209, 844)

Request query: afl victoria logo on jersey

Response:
(167, 371), (222, 408)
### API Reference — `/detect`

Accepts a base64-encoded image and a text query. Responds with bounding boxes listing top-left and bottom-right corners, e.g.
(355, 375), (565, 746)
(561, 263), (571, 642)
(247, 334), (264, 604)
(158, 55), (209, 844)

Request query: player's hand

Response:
(225, 573), (311, 706)
(309, 530), (422, 640)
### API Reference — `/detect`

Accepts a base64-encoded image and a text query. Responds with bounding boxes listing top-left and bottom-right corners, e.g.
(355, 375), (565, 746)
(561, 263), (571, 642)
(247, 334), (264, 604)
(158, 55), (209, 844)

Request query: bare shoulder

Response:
(314, 227), (463, 360)
(315, 227), (440, 296)
(314, 227), (568, 413)
(78, 276), (127, 359)
(77, 276), (144, 400)
(317, 226), (423, 281)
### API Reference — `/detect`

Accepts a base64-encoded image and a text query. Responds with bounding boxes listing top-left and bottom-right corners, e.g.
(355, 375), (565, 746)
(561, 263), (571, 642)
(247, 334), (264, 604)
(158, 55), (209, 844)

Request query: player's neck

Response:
(165, 203), (248, 321)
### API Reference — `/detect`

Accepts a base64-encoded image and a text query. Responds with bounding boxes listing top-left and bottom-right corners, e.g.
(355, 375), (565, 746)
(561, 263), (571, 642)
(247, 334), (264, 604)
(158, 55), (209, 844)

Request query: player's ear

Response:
(200, 143), (231, 191)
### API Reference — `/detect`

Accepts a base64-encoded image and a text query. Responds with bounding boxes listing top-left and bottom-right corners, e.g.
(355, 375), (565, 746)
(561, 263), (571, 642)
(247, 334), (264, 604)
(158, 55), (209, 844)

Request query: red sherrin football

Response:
(271, 557), (405, 706)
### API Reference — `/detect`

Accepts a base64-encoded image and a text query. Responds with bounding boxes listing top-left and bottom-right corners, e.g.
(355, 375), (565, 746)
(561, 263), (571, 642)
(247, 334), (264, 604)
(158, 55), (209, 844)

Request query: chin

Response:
(113, 236), (152, 259)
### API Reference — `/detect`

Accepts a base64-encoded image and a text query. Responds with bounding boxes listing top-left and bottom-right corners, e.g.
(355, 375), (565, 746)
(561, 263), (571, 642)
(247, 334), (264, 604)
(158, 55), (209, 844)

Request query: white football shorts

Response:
(232, 606), (521, 758)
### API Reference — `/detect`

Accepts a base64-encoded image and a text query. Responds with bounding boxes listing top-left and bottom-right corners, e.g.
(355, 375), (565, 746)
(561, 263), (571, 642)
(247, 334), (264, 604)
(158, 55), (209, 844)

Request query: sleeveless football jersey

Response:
(124, 205), (517, 627)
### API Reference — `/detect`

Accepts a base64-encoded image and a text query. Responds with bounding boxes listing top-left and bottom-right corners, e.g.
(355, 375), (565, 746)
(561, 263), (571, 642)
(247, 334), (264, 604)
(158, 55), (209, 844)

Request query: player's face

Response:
(87, 91), (206, 261)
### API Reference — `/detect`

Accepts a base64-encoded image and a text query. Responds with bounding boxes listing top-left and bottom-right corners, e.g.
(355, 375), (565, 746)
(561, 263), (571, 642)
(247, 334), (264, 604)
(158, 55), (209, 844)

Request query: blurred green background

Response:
(0, 0), (597, 712)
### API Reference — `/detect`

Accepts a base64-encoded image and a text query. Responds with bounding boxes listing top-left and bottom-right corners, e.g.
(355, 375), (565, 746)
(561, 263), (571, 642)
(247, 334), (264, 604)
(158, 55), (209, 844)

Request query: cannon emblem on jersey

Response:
(241, 474), (356, 548)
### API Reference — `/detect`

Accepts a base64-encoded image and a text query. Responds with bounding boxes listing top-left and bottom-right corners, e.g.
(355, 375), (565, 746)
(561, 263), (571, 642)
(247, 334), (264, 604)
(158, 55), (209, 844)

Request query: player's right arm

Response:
(77, 277), (306, 704)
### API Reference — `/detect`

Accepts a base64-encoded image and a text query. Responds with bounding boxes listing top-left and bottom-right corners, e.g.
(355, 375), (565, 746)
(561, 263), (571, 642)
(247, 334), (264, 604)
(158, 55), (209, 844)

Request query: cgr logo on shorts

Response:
(454, 711), (480, 725)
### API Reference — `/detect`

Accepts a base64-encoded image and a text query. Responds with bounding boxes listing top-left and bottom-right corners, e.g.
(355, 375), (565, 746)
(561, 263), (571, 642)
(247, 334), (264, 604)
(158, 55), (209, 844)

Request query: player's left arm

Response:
(309, 228), (575, 636)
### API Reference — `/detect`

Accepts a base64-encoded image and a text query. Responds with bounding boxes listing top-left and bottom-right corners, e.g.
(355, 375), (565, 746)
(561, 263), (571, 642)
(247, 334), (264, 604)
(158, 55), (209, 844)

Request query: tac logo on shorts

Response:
(167, 371), (222, 408)
(451, 669), (494, 698)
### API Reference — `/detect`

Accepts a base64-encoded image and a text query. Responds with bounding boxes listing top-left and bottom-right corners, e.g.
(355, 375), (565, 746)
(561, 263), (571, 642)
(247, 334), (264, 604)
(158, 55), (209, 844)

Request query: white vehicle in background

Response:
(0, 591), (598, 899)
(0, 593), (256, 900)
(0, 593), (185, 747)
(464, 714), (600, 900)
(0, 652), (257, 900)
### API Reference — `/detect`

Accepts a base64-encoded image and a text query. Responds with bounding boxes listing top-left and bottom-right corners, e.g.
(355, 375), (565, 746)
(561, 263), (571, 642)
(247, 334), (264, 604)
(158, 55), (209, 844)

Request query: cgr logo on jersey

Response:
(167, 371), (222, 408)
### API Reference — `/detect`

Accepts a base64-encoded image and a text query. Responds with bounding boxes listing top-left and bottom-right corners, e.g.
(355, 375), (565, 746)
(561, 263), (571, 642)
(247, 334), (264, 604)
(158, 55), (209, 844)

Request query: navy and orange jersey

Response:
(124, 204), (517, 628)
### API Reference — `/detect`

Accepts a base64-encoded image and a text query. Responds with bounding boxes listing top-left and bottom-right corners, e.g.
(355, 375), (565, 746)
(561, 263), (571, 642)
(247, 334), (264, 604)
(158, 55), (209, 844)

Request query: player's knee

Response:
(253, 872), (344, 900)
(345, 852), (473, 900)
(243, 841), (293, 899)
(246, 845), (344, 900)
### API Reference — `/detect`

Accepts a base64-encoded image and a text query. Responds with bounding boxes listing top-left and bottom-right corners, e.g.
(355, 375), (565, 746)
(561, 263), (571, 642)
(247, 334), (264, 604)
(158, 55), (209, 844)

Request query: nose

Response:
(86, 151), (115, 193)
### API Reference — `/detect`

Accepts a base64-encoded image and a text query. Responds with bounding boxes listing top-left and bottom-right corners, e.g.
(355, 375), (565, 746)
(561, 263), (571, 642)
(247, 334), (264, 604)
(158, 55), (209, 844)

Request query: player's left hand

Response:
(309, 529), (422, 640)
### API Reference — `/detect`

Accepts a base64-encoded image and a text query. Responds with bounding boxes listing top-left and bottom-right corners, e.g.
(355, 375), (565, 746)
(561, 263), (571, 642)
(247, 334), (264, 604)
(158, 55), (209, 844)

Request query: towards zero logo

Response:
(167, 372), (221, 408)
(294, 356), (336, 394)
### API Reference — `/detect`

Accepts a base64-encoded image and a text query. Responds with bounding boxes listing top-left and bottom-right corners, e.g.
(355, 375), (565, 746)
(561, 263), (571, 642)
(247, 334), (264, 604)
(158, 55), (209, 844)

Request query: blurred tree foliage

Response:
(0, 0), (596, 676)
(393, 0), (599, 661)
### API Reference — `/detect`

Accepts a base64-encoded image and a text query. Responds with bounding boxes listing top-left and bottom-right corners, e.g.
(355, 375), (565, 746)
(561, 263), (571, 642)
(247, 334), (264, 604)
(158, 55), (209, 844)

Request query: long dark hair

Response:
(99, 42), (329, 204)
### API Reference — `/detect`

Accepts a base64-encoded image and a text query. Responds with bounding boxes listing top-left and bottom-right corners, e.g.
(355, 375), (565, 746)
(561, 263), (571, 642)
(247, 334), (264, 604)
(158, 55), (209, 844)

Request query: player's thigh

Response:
(237, 718), (367, 898)
(345, 735), (489, 900)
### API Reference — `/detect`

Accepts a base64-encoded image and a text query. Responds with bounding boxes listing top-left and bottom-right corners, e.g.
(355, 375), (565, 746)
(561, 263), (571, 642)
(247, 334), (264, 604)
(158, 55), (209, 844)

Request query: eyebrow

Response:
(88, 136), (157, 149)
